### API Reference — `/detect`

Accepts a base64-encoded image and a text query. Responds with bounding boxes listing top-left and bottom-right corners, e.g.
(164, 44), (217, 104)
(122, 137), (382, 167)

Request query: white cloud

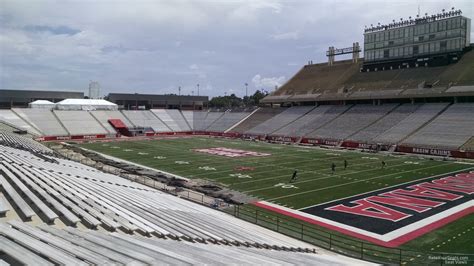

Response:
(1, 0), (473, 96)
(251, 74), (286, 90)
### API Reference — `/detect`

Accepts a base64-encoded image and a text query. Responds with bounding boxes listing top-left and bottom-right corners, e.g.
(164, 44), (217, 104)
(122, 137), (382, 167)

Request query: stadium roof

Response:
(56, 98), (117, 110)
(29, 100), (55, 105)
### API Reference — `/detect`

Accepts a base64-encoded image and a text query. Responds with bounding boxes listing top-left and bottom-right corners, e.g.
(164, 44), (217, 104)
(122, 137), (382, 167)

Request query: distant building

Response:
(88, 81), (101, 99)
(107, 93), (209, 110)
(0, 89), (84, 109)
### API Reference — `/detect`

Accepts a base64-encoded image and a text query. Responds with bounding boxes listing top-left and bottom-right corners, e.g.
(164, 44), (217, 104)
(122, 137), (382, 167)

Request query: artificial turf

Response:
(77, 136), (474, 256)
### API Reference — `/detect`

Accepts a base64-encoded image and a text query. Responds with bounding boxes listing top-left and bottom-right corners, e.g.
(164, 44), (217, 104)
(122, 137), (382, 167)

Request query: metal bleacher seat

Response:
(308, 104), (397, 140)
(373, 103), (449, 144)
(150, 109), (182, 131)
(12, 109), (68, 136)
(0, 110), (41, 136)
(206, 111), (250, 132)
(122, 110), (170, 132)
(246, 106), (315, 135)
(402, 103), (474, 149)
(349, 103), (421, 142)
(54, 110), (109, 136)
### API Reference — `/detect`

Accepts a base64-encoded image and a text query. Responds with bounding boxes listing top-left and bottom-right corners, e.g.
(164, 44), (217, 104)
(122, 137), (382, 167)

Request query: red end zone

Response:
(253, 169), (474, 247)
(253, 201), (473, 247)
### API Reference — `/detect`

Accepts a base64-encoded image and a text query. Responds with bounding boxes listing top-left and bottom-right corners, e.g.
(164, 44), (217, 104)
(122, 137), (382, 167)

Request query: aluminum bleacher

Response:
(150, 109), (183, 131)
(0, 131), (53, 155)
(246, 106), (314, 135)
(373, 103), (449, 144)
(122, 110), (170, 132)
(0, 135), (376, 265)
(0, 221), (371, 265)
(12, 109), (68, 136)
(0, 110), (41, 136)
(308, 104), (397, 140)
(402, 103), (474, 149)
(167, 109), (192, 131)
(274, 105), (339, 137)
(54, 111), (109, 136)
(201, 112), (225, 131)
(348, 104), (421, 143)
(0, 143), (319, 248)
(206, 111), (250, 132)
(231, 108), (284, 133)
(91, 110), (134, 129)
(181, 110), (195, 130)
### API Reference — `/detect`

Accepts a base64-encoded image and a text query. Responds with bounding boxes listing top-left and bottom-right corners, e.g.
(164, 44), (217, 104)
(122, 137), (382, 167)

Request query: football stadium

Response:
(1, 4), (474, 266)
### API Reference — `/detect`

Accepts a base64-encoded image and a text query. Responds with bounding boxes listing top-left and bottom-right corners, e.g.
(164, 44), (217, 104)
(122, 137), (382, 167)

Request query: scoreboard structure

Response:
(363, 9), (471, 71)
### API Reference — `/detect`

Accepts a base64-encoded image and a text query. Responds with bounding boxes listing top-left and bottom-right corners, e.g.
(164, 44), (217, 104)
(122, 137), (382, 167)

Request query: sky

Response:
(0, 0), (473, 98)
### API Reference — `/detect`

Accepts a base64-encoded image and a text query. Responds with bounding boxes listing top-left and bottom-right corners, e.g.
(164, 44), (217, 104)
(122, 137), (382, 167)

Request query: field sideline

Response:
(77, 136), (474, 254)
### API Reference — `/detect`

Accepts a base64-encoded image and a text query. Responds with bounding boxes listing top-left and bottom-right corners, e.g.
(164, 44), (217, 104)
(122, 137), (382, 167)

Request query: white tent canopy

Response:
(55, 99), (118, 111)
(28, 100), (56, 109)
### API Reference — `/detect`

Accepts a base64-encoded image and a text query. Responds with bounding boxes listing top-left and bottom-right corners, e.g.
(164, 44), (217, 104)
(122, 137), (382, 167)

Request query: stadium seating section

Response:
(402, 103), (474, 149)
(266, 49), (474, 100)
(0, 132), (374, 265)
(12, 108), (68, 136)
(0, 104), (472, 150)
(54, 110), (109, 136)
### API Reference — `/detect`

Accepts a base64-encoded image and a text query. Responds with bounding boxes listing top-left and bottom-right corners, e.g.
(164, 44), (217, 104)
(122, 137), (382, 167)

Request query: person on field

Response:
(331, 163), (336, 174)
(290, 169), (298, 183)
(344, 159), (348, 170)
(381, 160), (386, 169)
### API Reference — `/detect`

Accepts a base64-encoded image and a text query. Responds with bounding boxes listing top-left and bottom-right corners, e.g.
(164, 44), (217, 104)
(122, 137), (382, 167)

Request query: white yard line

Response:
(267, 163), (458, 201)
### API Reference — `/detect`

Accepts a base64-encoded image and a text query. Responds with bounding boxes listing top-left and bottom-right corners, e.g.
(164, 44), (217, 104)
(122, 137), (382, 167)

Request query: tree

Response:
(244, 89), (268, 106)
(209, 94), (244, 108)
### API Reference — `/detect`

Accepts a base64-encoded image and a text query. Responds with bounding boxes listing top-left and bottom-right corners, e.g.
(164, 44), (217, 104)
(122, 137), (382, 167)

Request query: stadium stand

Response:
(274, 105), (343, 137)
(246, 106), (315, 135)
(308, 104), (397, 140)
(0, 133), (374, 265)
(150, 109), (183, 131)
(0, 131), (53, 155)
(0, 110), (41, 136)
(181, 110), (195, 130)
(91, 110), (134, 133)
(54, 111), (109, 136)
(0, 222), (372, 265)
(461, 137), (474, 151)
(12, 109), (68, 136)
(0, 144), (317, 247)
(348, 104), (421, 142)
(192, 111), (225, 131)
(402, 103), (474, 149)
(265, 49), (474, 102)
(122, 110), (171, 132)
(231, 108), (284, 133)
(201, 111), (225, 131)
(156, 109), (191, 131)
(192, 111), (208, 130)
(373, 103), (450, 144)
(273, 61), (360, 97)
(206, 111), (251, 132)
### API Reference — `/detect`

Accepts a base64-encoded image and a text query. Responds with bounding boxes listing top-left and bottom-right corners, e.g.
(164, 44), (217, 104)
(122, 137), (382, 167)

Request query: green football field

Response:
(77, 136), (474, 256)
